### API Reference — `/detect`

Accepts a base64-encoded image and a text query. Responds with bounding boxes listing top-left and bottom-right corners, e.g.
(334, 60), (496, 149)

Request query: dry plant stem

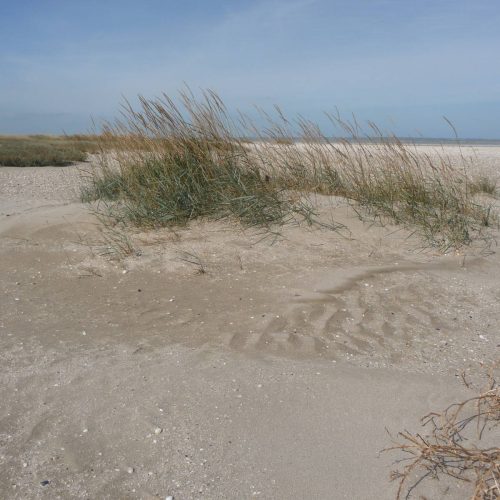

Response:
(176, 250), (207, 274)
(82, 88), (497, 248)
(386, 364), (500, 500)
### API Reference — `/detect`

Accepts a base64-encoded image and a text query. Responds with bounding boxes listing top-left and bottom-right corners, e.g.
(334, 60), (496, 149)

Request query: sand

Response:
(1, 145), (499, 499)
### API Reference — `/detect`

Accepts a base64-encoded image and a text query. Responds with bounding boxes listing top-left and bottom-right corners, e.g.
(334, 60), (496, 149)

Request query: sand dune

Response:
(1, 147), (499, 499)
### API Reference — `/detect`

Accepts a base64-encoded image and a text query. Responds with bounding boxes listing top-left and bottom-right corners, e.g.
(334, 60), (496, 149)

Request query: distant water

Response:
(385, 137), (500, 146)
(253, 137), (500, 146)
(329, 137), (500, 146)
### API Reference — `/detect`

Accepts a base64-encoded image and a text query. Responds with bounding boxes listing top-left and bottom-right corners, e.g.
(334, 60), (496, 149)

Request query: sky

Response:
(1, 0), (499, 138)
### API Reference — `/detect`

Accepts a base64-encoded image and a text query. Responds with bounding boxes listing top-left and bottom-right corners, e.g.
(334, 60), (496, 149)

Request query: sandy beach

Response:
(1, 145), (499, 499)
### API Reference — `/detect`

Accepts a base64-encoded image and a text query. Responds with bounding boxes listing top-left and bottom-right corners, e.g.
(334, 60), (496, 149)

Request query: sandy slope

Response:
(1, 147), (499, 499)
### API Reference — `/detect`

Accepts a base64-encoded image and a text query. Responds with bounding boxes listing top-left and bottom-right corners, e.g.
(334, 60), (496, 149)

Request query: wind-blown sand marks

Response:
(298, 269), (456, 357)
(228, 314), (331, 357)
(229, 262), (468, 362)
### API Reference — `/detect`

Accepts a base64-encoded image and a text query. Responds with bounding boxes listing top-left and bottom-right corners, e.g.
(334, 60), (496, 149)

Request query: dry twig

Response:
(386, 363), (500, 499)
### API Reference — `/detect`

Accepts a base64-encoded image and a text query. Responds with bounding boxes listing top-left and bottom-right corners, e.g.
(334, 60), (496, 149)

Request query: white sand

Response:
(1, 146), (499, 499)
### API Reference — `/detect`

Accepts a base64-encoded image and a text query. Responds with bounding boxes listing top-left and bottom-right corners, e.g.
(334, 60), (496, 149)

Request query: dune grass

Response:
(469, 175), (498, 197)
(81, 142), (306, 230)
(0, 134), (100, 167)
(82, 89), (497, 249)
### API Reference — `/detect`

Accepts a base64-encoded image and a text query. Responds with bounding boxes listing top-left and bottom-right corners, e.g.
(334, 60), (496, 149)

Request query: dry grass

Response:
(82, 89), (497, 248)
(0, 134), (100, 166)
(469, 176), (498, 197)
(386, 364), (500, 499)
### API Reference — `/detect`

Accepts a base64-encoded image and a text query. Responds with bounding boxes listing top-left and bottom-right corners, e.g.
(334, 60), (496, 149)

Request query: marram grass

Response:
(82, 89), (497, 249)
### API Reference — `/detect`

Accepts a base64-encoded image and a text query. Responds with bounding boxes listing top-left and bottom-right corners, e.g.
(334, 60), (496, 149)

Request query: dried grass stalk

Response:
(386, 364), (500, 499)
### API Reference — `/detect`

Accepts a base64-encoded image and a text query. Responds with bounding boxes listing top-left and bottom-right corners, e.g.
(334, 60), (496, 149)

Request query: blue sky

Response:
(1, 0), (499, 137)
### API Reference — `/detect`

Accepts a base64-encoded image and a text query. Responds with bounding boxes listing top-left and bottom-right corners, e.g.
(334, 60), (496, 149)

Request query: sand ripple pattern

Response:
(230, 264), (459, 361)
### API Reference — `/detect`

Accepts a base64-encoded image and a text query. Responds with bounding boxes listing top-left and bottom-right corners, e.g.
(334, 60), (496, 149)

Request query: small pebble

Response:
(127, 467), (134, 474)
(40, 480), (50, 486)
(154, 427), (163, 435)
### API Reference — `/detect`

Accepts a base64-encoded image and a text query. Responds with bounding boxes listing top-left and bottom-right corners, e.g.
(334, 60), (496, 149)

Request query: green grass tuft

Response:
(81, 89), (497, 249)
(0, 135), (100, 167)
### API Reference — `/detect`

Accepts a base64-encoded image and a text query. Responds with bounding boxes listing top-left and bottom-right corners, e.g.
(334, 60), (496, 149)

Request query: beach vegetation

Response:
(0, 134), (99, 167)
(82, 89), (497, 249)
(386, 363), (500, 499)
